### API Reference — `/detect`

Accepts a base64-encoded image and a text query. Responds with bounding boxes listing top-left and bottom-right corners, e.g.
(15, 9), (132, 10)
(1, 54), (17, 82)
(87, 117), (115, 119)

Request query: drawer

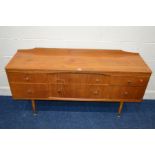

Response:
(87, 74), (109, 84)
(49, 73), (109, 84)
(7, 72), (48, 83)
(50, 84), (109, 99)
(86, 85), (109, 99)
(50, 84), (87, 98)
(49, 73), (86, 84)
(109, 86), (145, 100)
(110, 76), (149, 86)
(10, 83), (49, 99)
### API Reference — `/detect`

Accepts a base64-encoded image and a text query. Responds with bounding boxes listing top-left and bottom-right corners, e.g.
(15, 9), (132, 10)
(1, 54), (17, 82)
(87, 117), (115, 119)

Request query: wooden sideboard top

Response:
(6, 48), (152, 74)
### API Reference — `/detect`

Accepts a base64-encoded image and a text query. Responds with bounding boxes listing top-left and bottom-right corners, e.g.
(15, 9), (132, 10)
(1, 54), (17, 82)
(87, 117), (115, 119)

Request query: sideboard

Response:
(5, 48), (152, 115)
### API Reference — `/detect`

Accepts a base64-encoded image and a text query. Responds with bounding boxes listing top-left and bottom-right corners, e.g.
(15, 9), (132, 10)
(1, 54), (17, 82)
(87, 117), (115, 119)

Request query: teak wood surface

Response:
(5, 48), (152, 114)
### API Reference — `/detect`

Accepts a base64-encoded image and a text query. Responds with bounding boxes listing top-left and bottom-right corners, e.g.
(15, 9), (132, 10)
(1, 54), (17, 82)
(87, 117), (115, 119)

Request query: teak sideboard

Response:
(5, 48), (152, 115)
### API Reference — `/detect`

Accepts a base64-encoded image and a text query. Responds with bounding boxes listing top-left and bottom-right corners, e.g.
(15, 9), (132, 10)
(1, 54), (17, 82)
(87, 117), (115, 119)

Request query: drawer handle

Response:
(95, 79), (100, 82)
(25, 76), (30, 81)
(140, 79), (143, 82)
(93, 90), (99, 95)
(124, 91), (128, 95)
(27, 89), (33, 94)
(57, 89), (63, 93)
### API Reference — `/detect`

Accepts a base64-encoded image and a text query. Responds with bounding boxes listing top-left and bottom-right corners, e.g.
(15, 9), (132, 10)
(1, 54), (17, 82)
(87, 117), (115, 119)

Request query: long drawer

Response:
(9, 82), (146, 100)
(10, 83), (49, 99)
(7, 72), (149, 87)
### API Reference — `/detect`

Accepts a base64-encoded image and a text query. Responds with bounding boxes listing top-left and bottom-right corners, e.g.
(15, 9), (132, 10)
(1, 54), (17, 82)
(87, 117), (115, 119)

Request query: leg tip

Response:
(33, 112), (38, 116)
(117, 113), (121, 117)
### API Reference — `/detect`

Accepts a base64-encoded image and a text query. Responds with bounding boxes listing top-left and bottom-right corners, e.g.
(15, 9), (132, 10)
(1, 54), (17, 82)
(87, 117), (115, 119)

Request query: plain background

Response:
(0, 26), (155, 99)
(0, 0), (155, 155)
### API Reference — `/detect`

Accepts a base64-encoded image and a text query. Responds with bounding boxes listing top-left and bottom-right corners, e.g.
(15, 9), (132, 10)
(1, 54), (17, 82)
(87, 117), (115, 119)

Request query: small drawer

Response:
(87, 74), (109, 84)
(110, 76), (149, 86)
(120, 87), (145, 99)
(10, 83), (49, 99)
(109, 86), (145, 100)
(7, 72), (48, 83)
(86, 85), (109, 98)
(133, 77), (149, 86)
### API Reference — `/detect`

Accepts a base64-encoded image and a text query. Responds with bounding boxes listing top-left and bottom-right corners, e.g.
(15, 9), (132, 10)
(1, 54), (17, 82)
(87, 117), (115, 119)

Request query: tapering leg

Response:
(118, 101), (124, 116)
(32, 100), (37, 115)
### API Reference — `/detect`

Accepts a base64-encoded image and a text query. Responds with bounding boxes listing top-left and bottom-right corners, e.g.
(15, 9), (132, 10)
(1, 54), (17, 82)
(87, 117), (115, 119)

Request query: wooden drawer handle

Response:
(93, 90), (99, 95)
(127, 81), (132, 84)
(140, 79), (143, 82)
(27, 89), (33, 94)
(57, 89), (63, 93)
(24, 76), (30, 81)
(124, 91), (128, 95)
(95, 79), (100, 82)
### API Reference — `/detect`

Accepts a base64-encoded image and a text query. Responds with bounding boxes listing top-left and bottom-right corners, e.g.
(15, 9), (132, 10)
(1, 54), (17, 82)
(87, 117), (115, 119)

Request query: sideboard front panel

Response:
(7, 71), (150, 101)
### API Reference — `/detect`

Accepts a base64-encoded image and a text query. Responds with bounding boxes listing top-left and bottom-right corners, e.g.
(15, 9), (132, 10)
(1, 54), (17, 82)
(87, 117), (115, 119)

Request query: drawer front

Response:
(49, 73), (109, 84)
(87, 74), (110, 84)
(86, 85), (109, 99)
(109, 86), (145, 100)
(110, 76), (149, 86)
(7, 72), (48, 83)
(10, 83), (49, 99)
(50, 84), (109, 99)
(50, 84), (86, 98)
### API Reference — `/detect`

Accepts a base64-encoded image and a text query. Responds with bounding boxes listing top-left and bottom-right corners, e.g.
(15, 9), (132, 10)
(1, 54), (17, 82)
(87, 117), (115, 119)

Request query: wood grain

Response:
(6, 48), (152, 74)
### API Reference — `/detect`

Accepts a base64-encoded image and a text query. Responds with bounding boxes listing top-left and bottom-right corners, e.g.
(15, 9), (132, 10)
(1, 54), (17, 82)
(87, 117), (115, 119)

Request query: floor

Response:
(0, 96), (155, 129)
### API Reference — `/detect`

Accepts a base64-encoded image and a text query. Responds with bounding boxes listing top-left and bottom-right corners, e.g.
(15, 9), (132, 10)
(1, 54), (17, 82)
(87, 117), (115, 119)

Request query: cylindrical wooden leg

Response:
(118, 101), (124, 116)
(32, 100), (37, 114)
